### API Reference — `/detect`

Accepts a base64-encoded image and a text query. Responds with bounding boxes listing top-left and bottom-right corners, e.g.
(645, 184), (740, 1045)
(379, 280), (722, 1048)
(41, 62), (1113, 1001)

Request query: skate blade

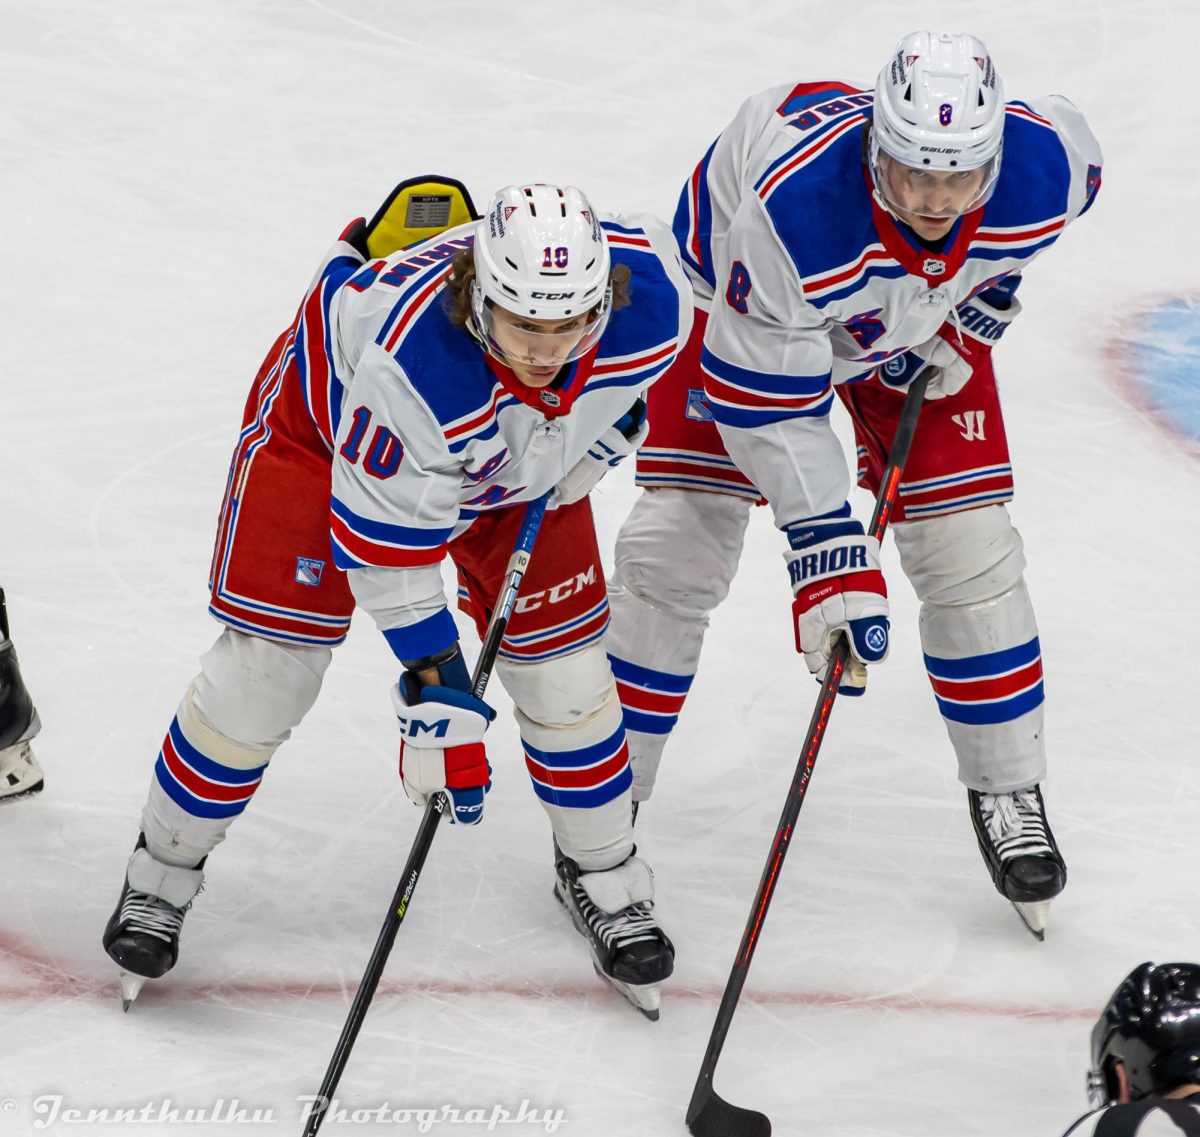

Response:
(119, 972), (146, 1011)
(1013, 900), (1051, 941)
(593, 964), (662, 1021)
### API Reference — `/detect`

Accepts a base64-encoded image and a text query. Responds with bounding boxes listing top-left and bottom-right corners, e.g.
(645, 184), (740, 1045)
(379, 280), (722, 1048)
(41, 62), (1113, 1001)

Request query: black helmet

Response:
(1089, 962), (1200, 1106)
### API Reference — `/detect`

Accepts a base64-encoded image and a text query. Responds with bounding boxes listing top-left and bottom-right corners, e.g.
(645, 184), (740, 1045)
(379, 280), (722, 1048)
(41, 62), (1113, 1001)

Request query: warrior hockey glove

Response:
(549, 399), (648, 509)
(784, 509), (889, 696)
(393, 660), (495, 825)
(880, 278), (1022, 400)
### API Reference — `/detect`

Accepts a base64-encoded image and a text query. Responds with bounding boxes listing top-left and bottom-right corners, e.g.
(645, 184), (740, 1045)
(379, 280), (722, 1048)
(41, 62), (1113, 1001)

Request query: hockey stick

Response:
(685, 368), (933, 1137)
(302, 492), (550, 1137)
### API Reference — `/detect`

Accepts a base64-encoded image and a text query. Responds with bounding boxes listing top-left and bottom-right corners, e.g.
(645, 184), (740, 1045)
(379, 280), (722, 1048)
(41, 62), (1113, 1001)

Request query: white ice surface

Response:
(2, 3), (1199, 1135)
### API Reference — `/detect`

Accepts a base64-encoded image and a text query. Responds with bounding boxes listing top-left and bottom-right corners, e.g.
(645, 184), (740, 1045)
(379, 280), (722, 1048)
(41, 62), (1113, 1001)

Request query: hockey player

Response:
(1062, 962), (1200, 1136)
(0, 588), (44, 801)
(606, 31), (1102, 936)
(102, 179), (691, 1017)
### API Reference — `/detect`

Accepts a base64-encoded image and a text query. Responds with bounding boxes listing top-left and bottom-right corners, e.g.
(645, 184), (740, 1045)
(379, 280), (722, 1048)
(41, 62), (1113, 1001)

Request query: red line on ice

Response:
(0, 929), (1091, 1022)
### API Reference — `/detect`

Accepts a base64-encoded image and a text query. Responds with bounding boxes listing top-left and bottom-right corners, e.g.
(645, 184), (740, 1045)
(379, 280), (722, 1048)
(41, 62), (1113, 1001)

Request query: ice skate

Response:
(968, 785), (1066, 940)
(0, 725), (44, 802)
(102, 835), (204, 1009)
(0, 603), (44, 802)
(553, 846), (674, 1020)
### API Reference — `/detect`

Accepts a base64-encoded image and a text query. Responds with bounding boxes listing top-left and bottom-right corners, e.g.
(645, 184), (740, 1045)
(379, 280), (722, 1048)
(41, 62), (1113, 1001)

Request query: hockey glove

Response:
(393, 662), (495, 825)
(880, 279), (1022, 400)
(549, 399), (648, 509)
(784, 509), (889, 695)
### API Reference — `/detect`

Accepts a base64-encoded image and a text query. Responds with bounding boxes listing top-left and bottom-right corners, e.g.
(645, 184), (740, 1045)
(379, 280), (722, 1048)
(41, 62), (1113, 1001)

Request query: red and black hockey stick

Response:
(685, 368), (933, 1137)
(302, 492), (550, 1137)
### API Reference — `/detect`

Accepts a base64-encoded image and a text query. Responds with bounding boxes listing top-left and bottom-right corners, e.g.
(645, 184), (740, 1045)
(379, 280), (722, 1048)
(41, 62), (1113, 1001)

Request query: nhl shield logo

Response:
(923, 258), (947, 276)
(540, 389), (562, 408)
(295, 557), (325, 587)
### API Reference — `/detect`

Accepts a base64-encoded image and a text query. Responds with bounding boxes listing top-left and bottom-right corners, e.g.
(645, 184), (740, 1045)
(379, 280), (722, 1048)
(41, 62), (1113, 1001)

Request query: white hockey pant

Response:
(141, 628), (332, 867)
(498, 641), (634, 872)
(892, 505), (1046, 792)
(606, 488), (751, 801)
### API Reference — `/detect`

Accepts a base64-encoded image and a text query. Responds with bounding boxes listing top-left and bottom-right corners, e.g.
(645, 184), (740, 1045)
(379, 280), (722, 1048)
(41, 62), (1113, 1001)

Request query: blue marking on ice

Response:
(1131, 299), (1200, 442)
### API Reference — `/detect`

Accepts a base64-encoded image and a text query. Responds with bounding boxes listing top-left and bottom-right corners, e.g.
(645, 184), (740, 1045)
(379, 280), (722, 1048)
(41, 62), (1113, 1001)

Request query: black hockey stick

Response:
(685, 368), (933, 1137)
(302, 492), (550, 1137)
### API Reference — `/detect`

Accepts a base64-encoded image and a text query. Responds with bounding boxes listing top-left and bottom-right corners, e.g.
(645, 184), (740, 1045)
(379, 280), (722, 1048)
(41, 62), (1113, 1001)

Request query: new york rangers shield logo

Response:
(295, 557), (325, 587)
(685, 388), (714, 422)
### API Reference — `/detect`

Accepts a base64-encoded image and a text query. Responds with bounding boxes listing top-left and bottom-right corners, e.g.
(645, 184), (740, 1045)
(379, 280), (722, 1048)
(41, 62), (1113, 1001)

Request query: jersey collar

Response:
(483, 343), (601, 419)
(865, 168), (983, 286)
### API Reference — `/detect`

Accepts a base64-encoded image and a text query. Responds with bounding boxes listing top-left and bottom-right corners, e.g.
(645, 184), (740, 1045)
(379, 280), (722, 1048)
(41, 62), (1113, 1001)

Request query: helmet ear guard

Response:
(1089, 962), (1200, 1106)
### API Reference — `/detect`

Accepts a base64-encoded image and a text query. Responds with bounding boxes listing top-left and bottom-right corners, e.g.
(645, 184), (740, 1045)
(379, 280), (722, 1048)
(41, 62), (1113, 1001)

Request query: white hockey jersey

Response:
(287, 214), (690, 662)
(673, 79), (1102, 529)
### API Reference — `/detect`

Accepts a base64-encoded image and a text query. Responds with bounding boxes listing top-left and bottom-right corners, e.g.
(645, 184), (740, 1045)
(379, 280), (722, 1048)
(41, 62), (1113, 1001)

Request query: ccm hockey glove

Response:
(550, 398), (648, 508)
(784, 508), (889, 695)
(393, 649), (495, 825)
(880, 277), (1022, 400)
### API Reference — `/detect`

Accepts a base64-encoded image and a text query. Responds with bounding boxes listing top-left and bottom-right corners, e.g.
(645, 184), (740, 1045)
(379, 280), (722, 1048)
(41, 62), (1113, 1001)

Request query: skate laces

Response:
(979, 790), (1053, 858)
(570, 881), (659, 948)
(118, 891), (190, 945)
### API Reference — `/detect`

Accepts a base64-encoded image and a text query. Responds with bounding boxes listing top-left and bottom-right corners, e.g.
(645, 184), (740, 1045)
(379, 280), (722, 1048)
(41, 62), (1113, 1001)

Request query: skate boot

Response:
(553, 845), (674, 1020)
(0, 593), (44, 802)
(968, 785), (1066, 940)
(103, 834), (205, 1009)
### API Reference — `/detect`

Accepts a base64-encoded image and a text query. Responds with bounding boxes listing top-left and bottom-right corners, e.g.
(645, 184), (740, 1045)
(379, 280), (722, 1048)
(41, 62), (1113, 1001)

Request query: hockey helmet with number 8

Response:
(870, 31), (1006, 217)
(471, 184), (613, 365)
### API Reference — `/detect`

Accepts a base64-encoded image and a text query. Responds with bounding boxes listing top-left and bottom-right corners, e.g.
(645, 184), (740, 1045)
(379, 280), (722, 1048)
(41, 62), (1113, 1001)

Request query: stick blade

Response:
(687, 1088), (771, 1137)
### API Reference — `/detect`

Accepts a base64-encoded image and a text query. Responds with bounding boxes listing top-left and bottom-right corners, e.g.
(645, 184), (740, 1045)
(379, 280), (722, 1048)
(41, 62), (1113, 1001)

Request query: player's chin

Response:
(515, 366), (560, 387)
(912, 215), (956, 239)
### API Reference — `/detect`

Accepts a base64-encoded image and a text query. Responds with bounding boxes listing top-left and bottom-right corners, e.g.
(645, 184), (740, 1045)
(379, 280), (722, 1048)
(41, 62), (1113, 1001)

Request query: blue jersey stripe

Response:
(381, 609), (459, 662)
(330, 496), (453, 548)
(701, 346), (831, 397)
(711, 393), (835, 429)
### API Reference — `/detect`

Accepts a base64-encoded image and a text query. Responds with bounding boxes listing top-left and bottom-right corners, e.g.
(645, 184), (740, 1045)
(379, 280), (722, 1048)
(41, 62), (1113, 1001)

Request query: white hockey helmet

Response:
(470, 184), (613, 365)
(870, 31), (1006, 215)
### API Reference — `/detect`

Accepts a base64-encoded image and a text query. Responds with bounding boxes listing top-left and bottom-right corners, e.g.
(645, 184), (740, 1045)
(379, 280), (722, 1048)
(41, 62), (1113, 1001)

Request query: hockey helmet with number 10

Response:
(1088, 961), (1200, 1106)
(870, 31), (1006, 216)
(470, 184), (613, 365)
